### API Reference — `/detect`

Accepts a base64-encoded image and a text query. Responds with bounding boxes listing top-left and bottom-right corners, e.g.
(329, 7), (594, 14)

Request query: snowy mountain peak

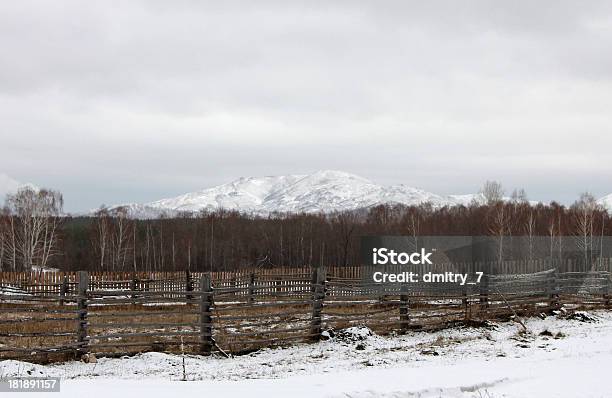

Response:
(105, 171), (482, 218)
(305, 170), (373, 183)
(101, 171), (555, 218)
(598, 194), (612, 210)
(0, 173), (40, 199)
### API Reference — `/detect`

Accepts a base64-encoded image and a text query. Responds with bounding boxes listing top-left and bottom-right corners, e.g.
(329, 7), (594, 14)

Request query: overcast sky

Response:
(1, 1), (611, 212)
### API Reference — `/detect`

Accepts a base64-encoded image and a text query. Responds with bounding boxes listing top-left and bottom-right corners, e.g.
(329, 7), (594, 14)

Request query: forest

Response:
(0, 183), (610, 272)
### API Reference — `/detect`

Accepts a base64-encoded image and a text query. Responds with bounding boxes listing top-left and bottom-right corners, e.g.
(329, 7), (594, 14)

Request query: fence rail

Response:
(1, 261), (611, 362)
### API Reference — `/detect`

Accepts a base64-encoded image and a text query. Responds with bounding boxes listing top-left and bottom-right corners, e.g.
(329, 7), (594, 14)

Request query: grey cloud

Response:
(0, 1), (611, 211)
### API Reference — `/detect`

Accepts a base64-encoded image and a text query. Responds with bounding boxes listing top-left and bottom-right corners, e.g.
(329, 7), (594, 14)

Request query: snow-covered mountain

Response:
(598, 194), (612, 211)
(105, 172), (610, 217)
(0, 173), (39, 199)
(104, 170), (488, 218)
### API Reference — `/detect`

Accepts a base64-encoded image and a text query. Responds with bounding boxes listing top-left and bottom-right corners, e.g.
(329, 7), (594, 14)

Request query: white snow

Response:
(103, 170), (489, 218)
(102, 170), (567, 218)
(30, 265), (60, 273)
(598, 193), (612, 211)
(0, 284), (30, 296)
(3, 310), (612, 397)
(0, 173), (39, 200)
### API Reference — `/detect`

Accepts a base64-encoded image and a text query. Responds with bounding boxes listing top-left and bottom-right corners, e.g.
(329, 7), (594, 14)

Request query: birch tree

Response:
(482, 181), (506, 265)
(481, 180), (504, 205)
(3, 187), (64, 270)
(110, 207), (132, 271)
(571, 192), (600, 268)
(94, 207), (111, 270)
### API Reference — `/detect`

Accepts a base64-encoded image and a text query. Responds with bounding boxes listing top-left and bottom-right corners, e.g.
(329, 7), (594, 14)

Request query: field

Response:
(1, 263), (610, 363)
(2, 309), (611, 397)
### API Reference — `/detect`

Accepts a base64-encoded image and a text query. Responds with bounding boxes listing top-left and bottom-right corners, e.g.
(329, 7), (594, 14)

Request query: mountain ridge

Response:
(598, 194), (612, 210)
(100, 170), (611, 218)
(102, 170), (487, 218)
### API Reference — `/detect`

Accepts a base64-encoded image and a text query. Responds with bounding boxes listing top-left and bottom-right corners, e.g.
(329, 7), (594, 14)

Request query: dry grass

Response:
(1, 291), (607, 363)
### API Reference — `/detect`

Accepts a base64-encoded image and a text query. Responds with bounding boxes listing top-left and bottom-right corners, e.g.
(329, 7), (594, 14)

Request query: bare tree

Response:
(3, 187), (64, 271)
(401, 206), (422, 251)
(333, 212), (357, 267)
(94, 207), (111, 270)
(488, 202), (508, 265)
(524, 208), (536, 262)
(510, 188), (528, 204)
(482, 182), (507, 265)
(0, 207), (8, 271)
(110, 207), (132, 271)
(3, 209), (18, 271)
(571, 192), (600, 268)
(481, 180), (504, 205)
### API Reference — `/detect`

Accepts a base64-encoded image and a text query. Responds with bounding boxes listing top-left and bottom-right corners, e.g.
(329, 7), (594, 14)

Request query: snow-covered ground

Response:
(2, 310), (611, 397)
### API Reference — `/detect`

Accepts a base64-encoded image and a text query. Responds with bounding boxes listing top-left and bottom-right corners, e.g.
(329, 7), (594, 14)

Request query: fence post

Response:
(549, 269), (560, 310)
(310, 266), (326, 341)
(130, 276), (138, 305)
(185, 270), (193, 302)
(399, 282), (410, 333)
(231, 276), (237, 297)
(604, 274), (610, 309)
(76, 271), (89, 355)
(462, 284), (469, 320)
(59, 276), (68, 306)
(199, 274), (213, 354)
(248, 273), (255, 303)
(479, 264), (489, 315)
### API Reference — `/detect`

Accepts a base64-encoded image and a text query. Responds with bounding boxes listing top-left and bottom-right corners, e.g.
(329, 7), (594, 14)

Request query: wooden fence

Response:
(1, 257), (611, 297)
(1, 262), (610, 363)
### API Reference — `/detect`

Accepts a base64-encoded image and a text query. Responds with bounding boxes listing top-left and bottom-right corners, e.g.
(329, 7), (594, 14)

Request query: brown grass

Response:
(1, 292), (607, 363)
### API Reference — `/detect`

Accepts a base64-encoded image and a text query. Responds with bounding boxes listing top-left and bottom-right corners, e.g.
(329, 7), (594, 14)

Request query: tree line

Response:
(0, 182), (610, 272)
